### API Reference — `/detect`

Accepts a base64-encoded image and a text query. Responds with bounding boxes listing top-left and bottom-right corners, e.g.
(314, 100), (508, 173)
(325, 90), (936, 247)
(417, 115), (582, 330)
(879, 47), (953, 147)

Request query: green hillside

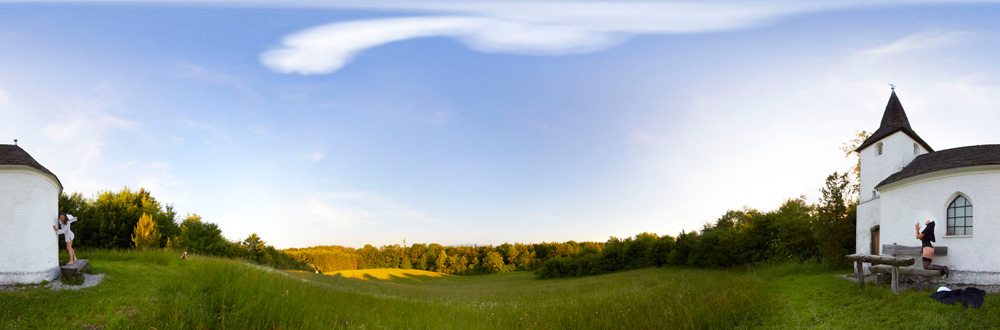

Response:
(2, 250), (998, 329)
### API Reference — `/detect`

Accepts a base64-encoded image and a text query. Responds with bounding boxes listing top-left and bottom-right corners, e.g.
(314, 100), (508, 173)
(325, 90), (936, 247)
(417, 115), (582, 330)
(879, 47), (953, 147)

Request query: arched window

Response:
(947, 196), (973, 236)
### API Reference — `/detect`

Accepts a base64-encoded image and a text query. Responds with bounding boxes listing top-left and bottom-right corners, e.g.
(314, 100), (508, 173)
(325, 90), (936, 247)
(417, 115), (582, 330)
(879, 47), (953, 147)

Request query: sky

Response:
(4, 1), (1000, 249)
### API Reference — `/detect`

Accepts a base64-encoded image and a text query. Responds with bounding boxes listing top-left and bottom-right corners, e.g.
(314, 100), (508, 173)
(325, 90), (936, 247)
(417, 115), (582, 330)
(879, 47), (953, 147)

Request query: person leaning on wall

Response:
(53, 213), (78, 264)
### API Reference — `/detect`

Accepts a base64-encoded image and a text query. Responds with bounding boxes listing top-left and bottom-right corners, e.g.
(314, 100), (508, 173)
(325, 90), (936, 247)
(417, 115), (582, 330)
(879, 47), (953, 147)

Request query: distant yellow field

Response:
(329, 268), (452, 280)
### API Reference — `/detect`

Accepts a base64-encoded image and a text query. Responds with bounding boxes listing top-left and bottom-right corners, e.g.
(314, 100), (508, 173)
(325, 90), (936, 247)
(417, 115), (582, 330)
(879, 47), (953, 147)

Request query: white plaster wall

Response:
(859, 131), (928, 204)
(878, 167), (1000, 283)
(856, 197), (881, 255)
(0, 168), (60, 284)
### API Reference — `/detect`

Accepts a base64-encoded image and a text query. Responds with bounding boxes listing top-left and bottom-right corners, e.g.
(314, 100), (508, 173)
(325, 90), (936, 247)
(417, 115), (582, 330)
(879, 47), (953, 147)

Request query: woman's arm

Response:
(915, 223), (924, 239)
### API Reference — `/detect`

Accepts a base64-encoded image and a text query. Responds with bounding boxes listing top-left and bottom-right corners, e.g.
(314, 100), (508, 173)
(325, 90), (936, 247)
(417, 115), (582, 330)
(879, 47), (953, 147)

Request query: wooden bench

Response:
(869, 265), (943, 277)
(845, 254), (913, 294)
(883, 243), (947, 277)
(846, 243), (948, 294)
(882, 244), (947, 257)
(59, 259), (89, 278)
(883, 243), (947, 290)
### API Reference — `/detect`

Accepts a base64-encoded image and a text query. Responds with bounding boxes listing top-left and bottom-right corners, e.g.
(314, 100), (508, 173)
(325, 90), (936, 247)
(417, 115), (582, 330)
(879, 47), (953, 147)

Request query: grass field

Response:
(1, 250), (997, 329)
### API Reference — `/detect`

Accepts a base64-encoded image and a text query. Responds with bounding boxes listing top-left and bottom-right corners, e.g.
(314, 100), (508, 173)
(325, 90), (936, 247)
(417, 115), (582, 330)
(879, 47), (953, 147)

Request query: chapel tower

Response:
(855, 91), (933, 203)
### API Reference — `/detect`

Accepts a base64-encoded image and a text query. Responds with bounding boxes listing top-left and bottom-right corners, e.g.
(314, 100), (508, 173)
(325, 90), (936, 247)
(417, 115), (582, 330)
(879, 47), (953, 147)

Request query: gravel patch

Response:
(0, 285), (25, 292)
(47, 273), (105, 291)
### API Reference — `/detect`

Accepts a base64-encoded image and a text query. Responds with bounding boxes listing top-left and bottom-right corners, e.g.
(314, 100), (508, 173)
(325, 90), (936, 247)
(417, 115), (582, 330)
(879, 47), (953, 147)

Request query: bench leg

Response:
(855, 261), (865, 288)
(891, 265), (899, 295)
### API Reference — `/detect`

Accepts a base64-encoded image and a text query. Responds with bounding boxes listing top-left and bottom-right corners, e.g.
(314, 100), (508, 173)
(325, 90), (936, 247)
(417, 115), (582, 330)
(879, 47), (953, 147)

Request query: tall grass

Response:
(1, 249), (769, 329)
(755, 262), (1000, 329)
(10, 250), (998, 329)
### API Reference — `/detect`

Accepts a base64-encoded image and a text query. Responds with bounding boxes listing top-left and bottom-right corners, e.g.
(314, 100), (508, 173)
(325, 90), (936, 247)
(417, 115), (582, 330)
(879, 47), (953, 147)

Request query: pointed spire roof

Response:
(855, 91), (933, 152)
(0, 144), (63, 190)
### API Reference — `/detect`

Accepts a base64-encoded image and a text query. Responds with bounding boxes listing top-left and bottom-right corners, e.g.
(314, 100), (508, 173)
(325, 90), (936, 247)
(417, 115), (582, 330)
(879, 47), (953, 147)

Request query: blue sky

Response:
(4, 1), (1000, 248)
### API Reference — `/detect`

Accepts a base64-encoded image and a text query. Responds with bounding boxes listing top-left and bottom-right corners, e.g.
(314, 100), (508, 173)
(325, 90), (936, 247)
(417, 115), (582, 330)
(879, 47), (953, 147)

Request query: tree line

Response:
(284, 241), (603, 275)
(287, 171), (855, 279)
(58, 187), (311, 271)
(539, 175), (855, 278)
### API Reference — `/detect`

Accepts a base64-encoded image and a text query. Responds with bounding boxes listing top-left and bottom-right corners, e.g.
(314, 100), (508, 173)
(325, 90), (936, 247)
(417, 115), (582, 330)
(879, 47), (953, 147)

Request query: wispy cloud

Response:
(2, 0), (988, 76)
(271, 190), (439, 229)
(42, 96), (139, 173)
(260, 2), (822, 74)
(136, 160), (190, 204)
(859, 31), (972, 56)
(261, 16), (621, 74)
(258, 0), (1000, 75)
(182, 119), (232, 148)
(173, 63), (255, 93)
(300, 149), (325, 164)
(0, 87), (9, 106)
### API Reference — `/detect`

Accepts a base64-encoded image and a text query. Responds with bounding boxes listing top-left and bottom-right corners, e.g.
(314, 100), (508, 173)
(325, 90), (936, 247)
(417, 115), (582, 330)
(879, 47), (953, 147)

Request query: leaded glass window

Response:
(947, 196), (973, 236)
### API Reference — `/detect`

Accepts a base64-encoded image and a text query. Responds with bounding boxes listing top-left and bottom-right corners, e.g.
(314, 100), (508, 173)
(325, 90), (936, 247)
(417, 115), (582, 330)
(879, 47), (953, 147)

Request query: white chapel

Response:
(856, 91), (1000, 284)
(0, 144), (62, 285)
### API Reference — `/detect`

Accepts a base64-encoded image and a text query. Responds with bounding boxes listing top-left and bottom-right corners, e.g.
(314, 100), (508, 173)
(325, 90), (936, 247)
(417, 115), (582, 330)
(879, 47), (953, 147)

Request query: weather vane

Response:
(889, 83), (895, 92)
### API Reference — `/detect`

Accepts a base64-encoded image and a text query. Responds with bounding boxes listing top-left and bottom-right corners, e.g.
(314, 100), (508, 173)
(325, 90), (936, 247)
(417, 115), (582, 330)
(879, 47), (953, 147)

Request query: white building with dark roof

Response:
(0, 144), (62, 285)
(856, 92), (1000, 284)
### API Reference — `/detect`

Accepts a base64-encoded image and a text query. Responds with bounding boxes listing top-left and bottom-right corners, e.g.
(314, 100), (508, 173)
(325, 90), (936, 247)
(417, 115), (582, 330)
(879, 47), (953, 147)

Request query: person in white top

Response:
(53, 213), (78, 265)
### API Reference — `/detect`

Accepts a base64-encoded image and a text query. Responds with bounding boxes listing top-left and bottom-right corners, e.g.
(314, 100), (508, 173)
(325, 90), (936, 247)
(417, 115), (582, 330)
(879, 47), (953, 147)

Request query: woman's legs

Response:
(66, 240), (76, 264)
(921, 256), (949, 278)
(921, 247), (949, 276)
(922, 259), (946, 270)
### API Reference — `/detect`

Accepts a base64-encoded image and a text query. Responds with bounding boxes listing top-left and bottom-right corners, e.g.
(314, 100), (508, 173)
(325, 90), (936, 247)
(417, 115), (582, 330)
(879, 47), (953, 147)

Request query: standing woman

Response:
(916, 220), (948, 277)
(53, 213), (78, 265)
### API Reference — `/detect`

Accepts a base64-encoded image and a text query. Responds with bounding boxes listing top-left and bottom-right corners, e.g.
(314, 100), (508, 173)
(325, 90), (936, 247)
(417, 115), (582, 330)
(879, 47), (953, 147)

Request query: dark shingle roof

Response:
(876, 144), (1000, 188)
(856, 92), (934, 153)
(0, 144), (62, 189)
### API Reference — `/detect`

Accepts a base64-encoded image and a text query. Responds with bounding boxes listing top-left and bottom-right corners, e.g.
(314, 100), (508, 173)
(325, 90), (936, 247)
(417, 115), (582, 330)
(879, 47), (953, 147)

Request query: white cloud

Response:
(258, 0), (1000, 75)
(42, 109), (138, 174)
(13, 83), (191, 209)
(260, 2), (811, 74)
(174, 63), (255, 93)
(6, 0), (992, 76)
(300, 149), (325, 163)
(0, 88), (9, 105)
(182, 119), (232, 147)
(135, 160), (190, 204)
(859, 31), (971, 56)
(262, 16), (619, 74)
(257, 190), (444, 247)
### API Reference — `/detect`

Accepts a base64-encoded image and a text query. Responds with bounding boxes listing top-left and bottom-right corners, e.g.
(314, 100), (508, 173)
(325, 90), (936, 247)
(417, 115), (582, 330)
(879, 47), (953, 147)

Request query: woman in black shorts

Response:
(916, 220), (949, 277)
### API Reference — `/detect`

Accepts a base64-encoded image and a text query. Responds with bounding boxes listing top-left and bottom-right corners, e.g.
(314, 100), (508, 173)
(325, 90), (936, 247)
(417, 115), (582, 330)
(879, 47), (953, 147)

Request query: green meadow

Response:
(1, 250), (998, 329)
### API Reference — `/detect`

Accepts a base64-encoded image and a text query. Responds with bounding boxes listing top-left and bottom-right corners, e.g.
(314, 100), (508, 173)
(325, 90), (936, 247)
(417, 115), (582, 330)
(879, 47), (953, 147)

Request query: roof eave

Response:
(0, 165), (64, 194)
(876, 164), (1000, 191)
(855, 128), (934, 153)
